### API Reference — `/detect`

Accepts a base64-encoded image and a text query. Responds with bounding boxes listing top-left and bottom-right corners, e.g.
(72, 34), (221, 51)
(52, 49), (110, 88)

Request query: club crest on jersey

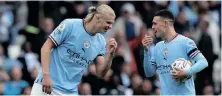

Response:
(84, 41), (90, 48)
(58, 23), (65, 31)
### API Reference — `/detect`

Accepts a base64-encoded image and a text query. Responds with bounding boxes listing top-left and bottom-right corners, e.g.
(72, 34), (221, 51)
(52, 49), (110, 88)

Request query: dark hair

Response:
(154, 9), (175, 23)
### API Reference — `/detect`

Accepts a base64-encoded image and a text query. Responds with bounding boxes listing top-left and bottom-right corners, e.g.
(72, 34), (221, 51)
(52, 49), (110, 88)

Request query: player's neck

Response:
(164, 28), (177, 43)
(84, 20), (97, 36)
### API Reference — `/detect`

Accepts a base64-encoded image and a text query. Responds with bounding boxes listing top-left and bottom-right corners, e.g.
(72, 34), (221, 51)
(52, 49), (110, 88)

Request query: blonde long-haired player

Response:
(31, 4), (117, 95)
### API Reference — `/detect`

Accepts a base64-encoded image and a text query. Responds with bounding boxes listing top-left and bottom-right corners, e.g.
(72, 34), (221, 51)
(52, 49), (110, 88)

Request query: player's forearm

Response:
(96, 54), (113, 78)
(144, 49), (156, 77)
(186, 53), (208, 76)
(41, 46), (51, 75)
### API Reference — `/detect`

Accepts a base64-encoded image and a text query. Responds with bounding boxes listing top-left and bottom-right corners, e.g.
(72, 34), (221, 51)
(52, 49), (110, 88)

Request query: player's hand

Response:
(142, 34), (153, 49)
(42, 73), (52, 94)
(171, 68), (187, 80)
(106, 38), (118, 56)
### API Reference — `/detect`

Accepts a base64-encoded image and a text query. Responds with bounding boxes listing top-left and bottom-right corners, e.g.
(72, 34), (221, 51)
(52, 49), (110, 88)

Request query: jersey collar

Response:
(164, 33), (179, 43)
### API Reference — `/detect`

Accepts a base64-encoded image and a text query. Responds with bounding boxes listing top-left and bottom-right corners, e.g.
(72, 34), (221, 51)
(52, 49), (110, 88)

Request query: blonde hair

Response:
(85, 4), (115, 23)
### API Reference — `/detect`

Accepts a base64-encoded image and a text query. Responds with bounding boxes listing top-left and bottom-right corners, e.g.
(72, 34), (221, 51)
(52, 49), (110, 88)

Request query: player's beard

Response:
(105, 26), (109, 31)
(99, 27), (108, 34)
(155, 31), (161, 38)
(157, 28), (166, 40)
(101, 26), (109, 33)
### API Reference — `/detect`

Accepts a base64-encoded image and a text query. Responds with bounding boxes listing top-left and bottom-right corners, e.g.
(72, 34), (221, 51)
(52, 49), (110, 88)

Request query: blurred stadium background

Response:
(0, 1), (221, 95)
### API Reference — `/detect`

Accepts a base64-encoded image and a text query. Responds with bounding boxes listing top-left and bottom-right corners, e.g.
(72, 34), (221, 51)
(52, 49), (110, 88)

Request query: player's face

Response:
(97, 15), (115, 33)
(152, 16), (167, 38)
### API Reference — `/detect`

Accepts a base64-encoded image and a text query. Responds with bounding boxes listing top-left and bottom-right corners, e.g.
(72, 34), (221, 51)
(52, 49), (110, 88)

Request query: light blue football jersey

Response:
(35, 19), (106, 94)
(145, 34), (202, 95)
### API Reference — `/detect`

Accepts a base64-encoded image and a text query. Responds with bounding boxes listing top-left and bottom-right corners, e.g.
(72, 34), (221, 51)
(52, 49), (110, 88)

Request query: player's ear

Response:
(95, 14), (101, 23)
(95, 14), (100, 20)
(96, 15), (99, 20)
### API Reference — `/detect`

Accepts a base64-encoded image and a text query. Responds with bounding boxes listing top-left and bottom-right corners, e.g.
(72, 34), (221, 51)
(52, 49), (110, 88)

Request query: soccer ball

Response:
(170, 58), (192, 82)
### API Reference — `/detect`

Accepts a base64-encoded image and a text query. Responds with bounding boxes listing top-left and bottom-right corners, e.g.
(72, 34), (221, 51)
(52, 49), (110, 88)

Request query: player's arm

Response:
(144, 48), (157, 77)
(95, 54), (113, 78)
(142, 35), (157, 77)
(41, 39), (55, 76)
(40, 38), (54, 94)
(186, 49), (208, 76)
(41, 19), (73, 94)
(42, 19), (72, 75)
(185, 39), (208, 76)
(95, 38), (117, 78)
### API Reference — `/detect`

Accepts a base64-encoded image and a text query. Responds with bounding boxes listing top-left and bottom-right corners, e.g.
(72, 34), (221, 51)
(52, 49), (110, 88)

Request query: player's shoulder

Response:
(177, 34), (197, 49)
(60, 19), (83, 31)
(155, 34), (194, 47)
(154, 41), (164, 49)
(177, 34), (195, 43)
(155, 41), (164, 47)
(62, 18), (82, 24)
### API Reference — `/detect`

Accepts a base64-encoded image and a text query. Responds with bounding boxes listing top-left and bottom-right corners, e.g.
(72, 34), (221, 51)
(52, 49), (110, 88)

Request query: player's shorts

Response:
(31, 83), (77, 95)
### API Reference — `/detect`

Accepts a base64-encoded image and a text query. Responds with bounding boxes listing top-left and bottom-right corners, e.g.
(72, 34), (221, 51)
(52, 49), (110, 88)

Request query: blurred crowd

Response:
(0, 1), (221, 95)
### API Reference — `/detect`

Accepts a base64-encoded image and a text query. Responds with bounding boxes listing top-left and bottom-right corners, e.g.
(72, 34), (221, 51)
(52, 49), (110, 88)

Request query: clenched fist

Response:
(142, 34), (153, 49)
(106, 38), (118, 56)
(42, 73), (52, 94)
